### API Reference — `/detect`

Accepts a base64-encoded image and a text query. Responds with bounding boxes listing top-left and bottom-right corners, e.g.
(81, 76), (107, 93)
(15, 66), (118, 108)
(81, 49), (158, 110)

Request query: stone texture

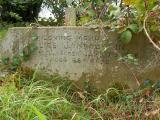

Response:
(65, 8), (76, 26)
(0, 27), (160, 88)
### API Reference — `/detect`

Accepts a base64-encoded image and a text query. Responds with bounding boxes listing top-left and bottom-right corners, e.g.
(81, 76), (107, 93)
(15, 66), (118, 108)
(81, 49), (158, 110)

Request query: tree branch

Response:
(143, 14), (160, 51)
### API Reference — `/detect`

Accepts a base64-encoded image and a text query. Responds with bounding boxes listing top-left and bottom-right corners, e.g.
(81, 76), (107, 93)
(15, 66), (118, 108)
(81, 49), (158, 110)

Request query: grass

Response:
(0, 67), (160, 120)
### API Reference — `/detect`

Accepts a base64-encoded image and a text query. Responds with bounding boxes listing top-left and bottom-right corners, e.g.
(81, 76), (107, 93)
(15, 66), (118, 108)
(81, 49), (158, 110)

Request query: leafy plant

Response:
(43, 0), (79, 25)
(118, 54), (138, 65)
(0, 0), (43, 22)
(0, 29), (8, 39)
(8, 12), (22, 21)
(120, 23), (139, 44)
(12, 56), (21, 67)
(1, 33), (38, 70)
(120, 30), (132, 44)
(1, 56), (9, 65)
(79, 0), (159, 47)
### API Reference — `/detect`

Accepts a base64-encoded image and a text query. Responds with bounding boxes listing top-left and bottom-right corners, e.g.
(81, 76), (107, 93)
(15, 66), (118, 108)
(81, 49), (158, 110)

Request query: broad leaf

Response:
(127, 24), (139, 33)
(120, 30), (132, 44)
(150, 24), (158, 32)
(32, 34), (38, 41)
(87, 9), (96, 17)
(12, 56), (21, 66)
(79, 16), (91, 25)
(96, 0), (104, 7)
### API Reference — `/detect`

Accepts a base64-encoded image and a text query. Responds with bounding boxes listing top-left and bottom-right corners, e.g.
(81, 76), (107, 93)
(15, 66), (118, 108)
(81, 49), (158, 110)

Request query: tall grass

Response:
(0, 68), (160, 120)
(0, 71), (91, 120)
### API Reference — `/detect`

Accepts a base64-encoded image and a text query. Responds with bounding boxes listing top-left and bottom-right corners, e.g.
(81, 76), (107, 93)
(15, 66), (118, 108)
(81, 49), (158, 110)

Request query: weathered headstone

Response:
(0, 27), (104, 81)
(0, 27), (160, 88)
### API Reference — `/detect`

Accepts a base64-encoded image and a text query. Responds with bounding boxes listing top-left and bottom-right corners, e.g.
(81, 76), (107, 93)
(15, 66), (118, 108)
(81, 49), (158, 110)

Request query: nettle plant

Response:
(1, 33), (38, 70)
(78, 0), (160, 47)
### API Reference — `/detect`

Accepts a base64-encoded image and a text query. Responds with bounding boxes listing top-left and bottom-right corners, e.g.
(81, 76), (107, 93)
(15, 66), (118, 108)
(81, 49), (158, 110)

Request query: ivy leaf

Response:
(140, 79), (153, 89)
(32, 34), (38, 41)
(109, 3), (121, 17)
(154, 80), (160, 89)
(1, 56), (9, 65)
(78, 7), (85, 14)
(87, 9), (96, 17)
(127, 24), (139, 33)
(79, 16), (91, 25)
(127, 54), (134, 60)
(83, 2), (90, 9)
(120, 30), (132, 44)
(21, 46), (30, 61)
(12, 56), (21, 66)
(29, 43), (38, 52)
(150, 24), (158, 32)
(96, 0), (104, 7)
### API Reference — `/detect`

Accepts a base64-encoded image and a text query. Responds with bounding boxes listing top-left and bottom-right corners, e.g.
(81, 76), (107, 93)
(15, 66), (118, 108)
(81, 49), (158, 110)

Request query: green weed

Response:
(0, 69), (160, 120)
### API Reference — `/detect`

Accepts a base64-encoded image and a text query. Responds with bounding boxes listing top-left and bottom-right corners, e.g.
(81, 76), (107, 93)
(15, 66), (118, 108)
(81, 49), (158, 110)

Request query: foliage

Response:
(1, 32), (38, 70)
(118, 54), (138, 65)
(78, 0), (160, 45)
(38, 18), (58, 26)
(0, 71), (91, 120)
(123, 0), (157, 12)
(0, 1), (160, 119)
(120, 30), (132, 44)
(0, 69), (160, 119)
(0, 29), (8, 39)
(0, 0), (43, 22)
(20, 33), (38, 61)
(43, 0), (79, 25)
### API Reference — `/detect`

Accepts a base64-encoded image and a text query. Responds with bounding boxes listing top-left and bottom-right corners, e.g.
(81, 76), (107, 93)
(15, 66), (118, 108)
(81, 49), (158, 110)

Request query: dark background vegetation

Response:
(0, 0), (43, 22)
(0, 0), (80, 25)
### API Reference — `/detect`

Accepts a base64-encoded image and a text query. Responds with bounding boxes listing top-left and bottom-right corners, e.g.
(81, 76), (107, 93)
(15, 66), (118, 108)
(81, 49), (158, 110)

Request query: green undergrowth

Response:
(0, 29), (8, 39)
(0, 21), (30, 40)
(0, 67), (160, 120)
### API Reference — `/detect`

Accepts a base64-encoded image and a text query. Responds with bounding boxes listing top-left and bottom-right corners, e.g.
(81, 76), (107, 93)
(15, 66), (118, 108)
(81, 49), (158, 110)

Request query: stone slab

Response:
(0, 27), (160, 88)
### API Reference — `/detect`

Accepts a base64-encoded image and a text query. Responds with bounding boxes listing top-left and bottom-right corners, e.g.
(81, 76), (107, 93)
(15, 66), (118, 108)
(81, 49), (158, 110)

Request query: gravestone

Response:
(1, 27), (160, 88)
(0, 27), (105, 81)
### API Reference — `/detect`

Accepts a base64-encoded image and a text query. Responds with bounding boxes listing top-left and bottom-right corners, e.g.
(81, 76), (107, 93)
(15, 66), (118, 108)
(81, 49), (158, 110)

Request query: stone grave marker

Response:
(1, 27), (160, 89)
(0, 8), (160, 88)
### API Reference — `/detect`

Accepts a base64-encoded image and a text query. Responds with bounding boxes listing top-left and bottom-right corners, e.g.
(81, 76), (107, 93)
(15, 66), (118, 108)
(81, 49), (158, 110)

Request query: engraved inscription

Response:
(37, 31), (103, 64)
